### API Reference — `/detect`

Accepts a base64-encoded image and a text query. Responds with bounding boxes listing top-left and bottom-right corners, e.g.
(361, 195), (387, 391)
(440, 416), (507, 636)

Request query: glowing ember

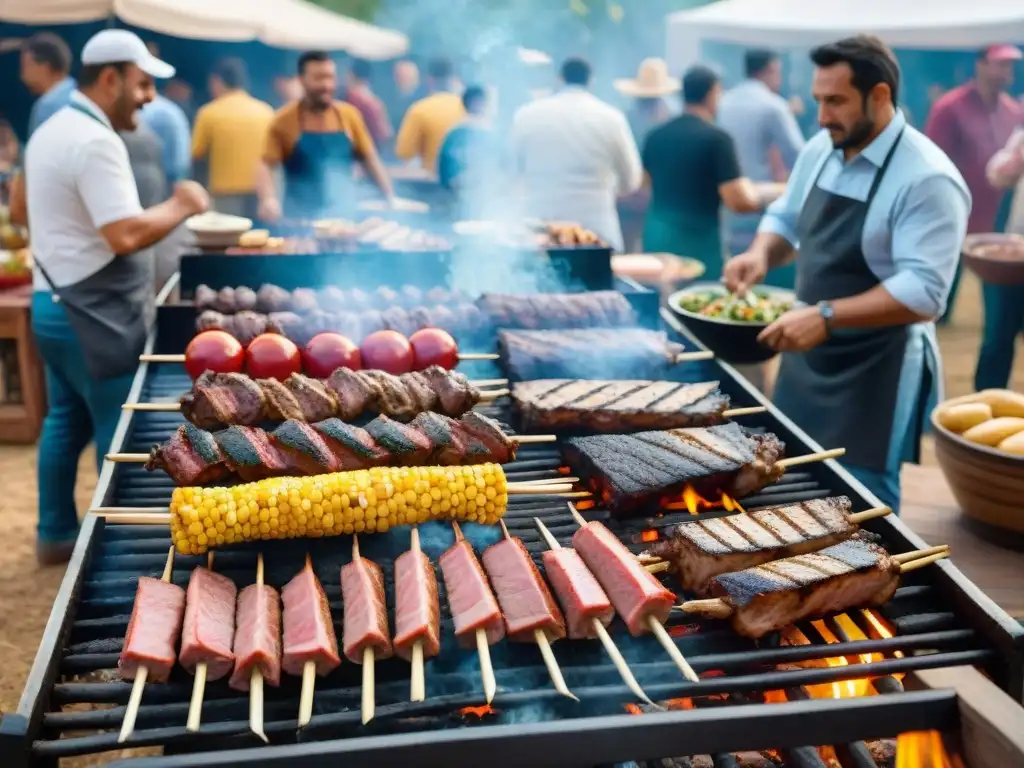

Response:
(896, 731), (960, 768)
(662, 485), (745, 515)
(667, 623), (701, 638)
(574, 499), (596, 511)
(623, 703), (644, 715)
(459, 705), (497, 719)
(663, 698), (695, 710)
(557, 466), (571, 475)
(762, 689), (788, 704)
(640, 529), (659, 543)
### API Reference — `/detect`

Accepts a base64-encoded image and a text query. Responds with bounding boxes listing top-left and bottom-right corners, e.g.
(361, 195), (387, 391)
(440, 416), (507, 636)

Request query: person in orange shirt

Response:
(395, 57), (466, 174)
(191, 58), (275, 219)
(256, 51), (394, 221)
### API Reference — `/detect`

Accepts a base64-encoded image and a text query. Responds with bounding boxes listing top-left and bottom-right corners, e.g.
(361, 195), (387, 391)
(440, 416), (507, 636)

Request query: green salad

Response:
(675, 288), (794, 324)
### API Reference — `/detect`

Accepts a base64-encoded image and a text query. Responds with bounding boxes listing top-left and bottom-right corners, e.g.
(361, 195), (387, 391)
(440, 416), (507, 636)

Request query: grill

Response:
(4, 291), (1023, 768)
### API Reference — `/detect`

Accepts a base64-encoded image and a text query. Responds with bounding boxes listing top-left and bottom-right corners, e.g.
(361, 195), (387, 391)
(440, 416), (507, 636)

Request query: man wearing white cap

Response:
(12, 29), (209, 565)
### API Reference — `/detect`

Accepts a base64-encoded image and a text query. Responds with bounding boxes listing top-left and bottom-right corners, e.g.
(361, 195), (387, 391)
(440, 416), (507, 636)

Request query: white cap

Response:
(81, 29), (175, 79)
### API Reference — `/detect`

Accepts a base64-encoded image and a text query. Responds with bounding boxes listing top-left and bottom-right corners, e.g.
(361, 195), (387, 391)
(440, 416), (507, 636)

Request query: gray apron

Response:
(35, 101), (154, 381)
(774, 129), (925, 473)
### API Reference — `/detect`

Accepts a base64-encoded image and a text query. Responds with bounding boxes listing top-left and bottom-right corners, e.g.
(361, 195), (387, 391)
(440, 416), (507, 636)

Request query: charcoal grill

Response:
(3, 290), (1022, 768)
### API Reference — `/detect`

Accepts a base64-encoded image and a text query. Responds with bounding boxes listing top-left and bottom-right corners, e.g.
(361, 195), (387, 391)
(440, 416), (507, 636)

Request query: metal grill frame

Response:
(4, 285), (1023, 768)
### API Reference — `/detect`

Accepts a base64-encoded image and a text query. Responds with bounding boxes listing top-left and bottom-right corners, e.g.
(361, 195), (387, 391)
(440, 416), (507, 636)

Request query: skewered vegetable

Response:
(169, 463), (509, 554)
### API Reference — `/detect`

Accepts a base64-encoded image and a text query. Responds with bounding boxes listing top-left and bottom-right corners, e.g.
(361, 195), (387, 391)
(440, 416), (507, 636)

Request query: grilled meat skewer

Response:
(196, 283), (468, 314)
(147, 411), (518, 486)
(477, 291), (636, 330)
(563, 423), (786, 514)
(513, 378), (731, 433)
(181, 366), (482, 429)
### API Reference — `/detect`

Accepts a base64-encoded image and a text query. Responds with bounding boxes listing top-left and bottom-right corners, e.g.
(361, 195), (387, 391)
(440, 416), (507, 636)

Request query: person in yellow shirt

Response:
(192, 58), (274, 218)
(395, 57), (466, 174)
(256, 51), (394, 221)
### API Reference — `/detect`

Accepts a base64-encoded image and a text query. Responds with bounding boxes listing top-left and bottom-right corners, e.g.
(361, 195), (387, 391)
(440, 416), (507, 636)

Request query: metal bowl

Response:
(962, 233), (1024, 285)
(930, 404), (1024, 536)
(667, 282), (795, 365)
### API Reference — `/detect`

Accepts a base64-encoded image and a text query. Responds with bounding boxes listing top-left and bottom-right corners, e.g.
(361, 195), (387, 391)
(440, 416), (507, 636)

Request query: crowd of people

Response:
(4, 23), (1024, 564)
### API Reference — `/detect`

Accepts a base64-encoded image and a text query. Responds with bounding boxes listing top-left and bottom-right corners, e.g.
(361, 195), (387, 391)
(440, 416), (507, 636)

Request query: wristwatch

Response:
(817, 300), (834, 334)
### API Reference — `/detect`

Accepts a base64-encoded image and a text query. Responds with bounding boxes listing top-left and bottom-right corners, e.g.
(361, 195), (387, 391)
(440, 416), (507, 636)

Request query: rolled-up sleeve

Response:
(883, 174), (970, 318)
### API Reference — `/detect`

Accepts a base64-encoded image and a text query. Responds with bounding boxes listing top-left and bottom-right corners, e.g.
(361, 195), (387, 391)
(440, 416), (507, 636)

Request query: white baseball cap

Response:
(81, 29), (175, 79)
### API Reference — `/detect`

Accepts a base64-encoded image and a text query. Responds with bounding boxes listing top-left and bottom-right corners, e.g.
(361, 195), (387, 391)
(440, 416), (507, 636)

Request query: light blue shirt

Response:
(28, 77), (76, 137)
(758, 110), (971, 318)
(140, 94), (191, 184)
(718, 79), (805, 182)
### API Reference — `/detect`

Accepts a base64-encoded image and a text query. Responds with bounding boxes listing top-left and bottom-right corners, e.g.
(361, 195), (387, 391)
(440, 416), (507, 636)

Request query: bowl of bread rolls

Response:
(931, 388), (1024, 535)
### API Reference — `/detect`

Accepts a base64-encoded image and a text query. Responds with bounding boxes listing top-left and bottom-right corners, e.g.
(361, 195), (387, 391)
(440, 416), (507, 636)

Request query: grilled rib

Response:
(146, 411), (517, 485)
(708, 539), (901, 638)
(513, 379), (731, 433)
(498, 328), (685, 382)
(180, 366), (482, 429)
(649, 497), (861, 596)
(563, 423), (785, 515)
(477, 291), (637, 330)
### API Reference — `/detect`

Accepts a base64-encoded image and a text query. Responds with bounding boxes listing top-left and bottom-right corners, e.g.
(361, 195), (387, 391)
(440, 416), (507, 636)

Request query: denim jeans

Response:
(31, 292), (135, 543)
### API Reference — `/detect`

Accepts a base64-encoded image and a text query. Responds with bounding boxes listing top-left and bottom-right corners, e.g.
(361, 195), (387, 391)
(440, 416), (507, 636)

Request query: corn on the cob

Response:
(170, 463), (509, 555)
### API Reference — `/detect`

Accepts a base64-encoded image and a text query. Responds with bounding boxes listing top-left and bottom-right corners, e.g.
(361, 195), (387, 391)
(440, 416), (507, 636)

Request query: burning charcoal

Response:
(732, 753), (778, 768)
(867, 740), (896, 768)
(291, 288), (319, 314)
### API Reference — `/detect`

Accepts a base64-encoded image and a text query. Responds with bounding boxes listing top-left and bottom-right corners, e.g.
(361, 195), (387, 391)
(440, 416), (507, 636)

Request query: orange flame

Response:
(574, 499), (596, 511)
(668, 623), (701, 638)
(557, 466), (571, 475)
(663, 698), (695, 710)
(459, 705), (497, 719)
(896, 731), (960, 768)
(624, 703), (644, 715)
(662, 485), (745, 515)
(763, 689), (788, 704)
(640, 529), (659, 543)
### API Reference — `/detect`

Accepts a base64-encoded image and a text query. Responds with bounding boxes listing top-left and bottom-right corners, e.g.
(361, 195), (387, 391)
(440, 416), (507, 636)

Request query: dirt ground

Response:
(0, 272), (1021, 763)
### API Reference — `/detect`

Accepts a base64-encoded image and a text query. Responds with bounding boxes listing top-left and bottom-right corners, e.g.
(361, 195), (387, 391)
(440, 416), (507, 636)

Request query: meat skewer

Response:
(646, 498), (891, 595)
(141, 350), (498, 364)
(477, 291), (638, 330)
(282, 554), (341, 727)
(229, 553), (279, 743)
(533, 518), (652, 705)
(678, 542), (951, 639)
(126, 411), (544, 486)
(439, 521), (502, 703)
(342, 535), (393, 724)
(118, 546), (182, 743)
(393, 527), (441, 701)
(182, 551), (234, 732)
(482, 520), (576, 701)
(567, 504), (699, 682)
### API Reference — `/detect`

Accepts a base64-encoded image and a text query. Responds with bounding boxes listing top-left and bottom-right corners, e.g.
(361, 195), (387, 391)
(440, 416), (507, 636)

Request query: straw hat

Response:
(614, 58), (681, 98)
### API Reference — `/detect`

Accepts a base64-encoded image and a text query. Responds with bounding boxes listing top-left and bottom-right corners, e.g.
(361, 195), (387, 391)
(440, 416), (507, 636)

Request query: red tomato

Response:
(409, 327), (459, 370)
(360, 330), (414, 374)
(246, 333), (302, 381)
(184, 330), (244, 380)
(303, 333), (361, 378)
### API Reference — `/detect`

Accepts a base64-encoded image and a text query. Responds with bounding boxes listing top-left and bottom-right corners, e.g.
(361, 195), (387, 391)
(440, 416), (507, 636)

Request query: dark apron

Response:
(282, 126), (356, 220)
(774, 130), (918, 473)
(35, 101), (153, 381)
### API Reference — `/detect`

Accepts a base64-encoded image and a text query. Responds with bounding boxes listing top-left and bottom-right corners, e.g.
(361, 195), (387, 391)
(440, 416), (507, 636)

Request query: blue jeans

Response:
(31, 292), (135, 543)
(974, 282), (1024, 392)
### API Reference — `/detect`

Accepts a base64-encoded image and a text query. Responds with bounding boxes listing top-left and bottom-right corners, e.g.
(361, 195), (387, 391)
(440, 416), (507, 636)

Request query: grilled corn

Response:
(170, 463), (509, 555)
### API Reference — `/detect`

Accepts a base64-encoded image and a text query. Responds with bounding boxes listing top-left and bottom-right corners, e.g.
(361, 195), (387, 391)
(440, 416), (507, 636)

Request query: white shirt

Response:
(511, 88), (642, 251)
(25, 91), (143, 290)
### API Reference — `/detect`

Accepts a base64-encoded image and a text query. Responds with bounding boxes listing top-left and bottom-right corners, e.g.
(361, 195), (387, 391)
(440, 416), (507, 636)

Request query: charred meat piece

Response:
(256, 283), (292, 313)
(232, 311), (270, 346)
(146, 421), (231, 485)
(514, 379), (730, 433)
(482, 536), (566, 642)
(341, 551), (394, 663)
(439, 538), (505, 648)
(564, 423), (786, 514)
(282, 560), (341, 677)
(573, 520), (675, 636)
(267, 311), (307, 343)
(260, 374), (338, 423)
(478, 291), (637, 330)
(418, 366), (480, 415)
(179, 567), (237, 681)
(709, 540), (901, 639)
(393, 546), (441, 661)
(196, 309), (229, 333)
(325, 367), (385, 421)
(498, 328), (685, 382)
(119, 576), (187, 683)
(365, 415), (434, 465)
(230, 583), (282, 690)
(291, 288), (319, 314)
(180, 371), (267, 431)
(194, 284), (218, 311)
(214, 425), (292, 481)
(541, 549), (614, 639)
(649, 497), (858, 596)
(363, 369), (437, 421)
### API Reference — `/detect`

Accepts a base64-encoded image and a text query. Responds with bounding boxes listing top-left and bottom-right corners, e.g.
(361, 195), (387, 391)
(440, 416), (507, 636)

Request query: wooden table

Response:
(0, 283), (44, 443)
(901, 463), (1024, 619)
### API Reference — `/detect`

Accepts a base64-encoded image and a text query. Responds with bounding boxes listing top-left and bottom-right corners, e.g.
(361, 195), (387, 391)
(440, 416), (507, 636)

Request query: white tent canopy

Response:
(667, 0), (1024, 71)
(1, 0), (408, 59)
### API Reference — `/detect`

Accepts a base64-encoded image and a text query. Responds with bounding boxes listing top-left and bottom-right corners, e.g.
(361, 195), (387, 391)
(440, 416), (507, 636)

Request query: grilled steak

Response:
(478, 291), (637, 330)
(513, 379), (730, 433)
(541, 548), (615, 639)
(439, 539), (505, 648)
(341, 553), (394, 663)
(482, 537), (567, 643)
(649, 497), (857, 596)
(179, 567), (237, 681)
(281, 561), (341, 678)
(393, 547), (441, 661)
(230, 583), (282, 690)
(709, 540), (900, 638)
(119, 576), (187, 683)
(563, 423), (786, 514)
(498, 328), (685, 382)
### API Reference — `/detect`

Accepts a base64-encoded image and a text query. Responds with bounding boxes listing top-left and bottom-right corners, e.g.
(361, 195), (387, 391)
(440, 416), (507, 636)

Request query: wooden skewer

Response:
(514, 434), (558, 444)
(352, 535), (377, 725)
(777, 448), (846, 469)
(721, 406), (767, 418)
(678, 598), (733, 619)
(892, 544), (949, 565)
(496, 521), (576, 701)
(250, 553), (268, 743)
(644, 561), (670, 574)
(847, 506), (892, 524)
(140, 352), (501, 363)
(409, 527), (426, 703)
(675, 351), (715, 363)
(185, 552), (215, 732)
(534, 518), (652, 705)
(119, 546), (175, 743)
(479, 388), (510, 401)
(298, 553), (317, 728)
(452, 521), (497, 704)
(899, 549), (950, 573)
